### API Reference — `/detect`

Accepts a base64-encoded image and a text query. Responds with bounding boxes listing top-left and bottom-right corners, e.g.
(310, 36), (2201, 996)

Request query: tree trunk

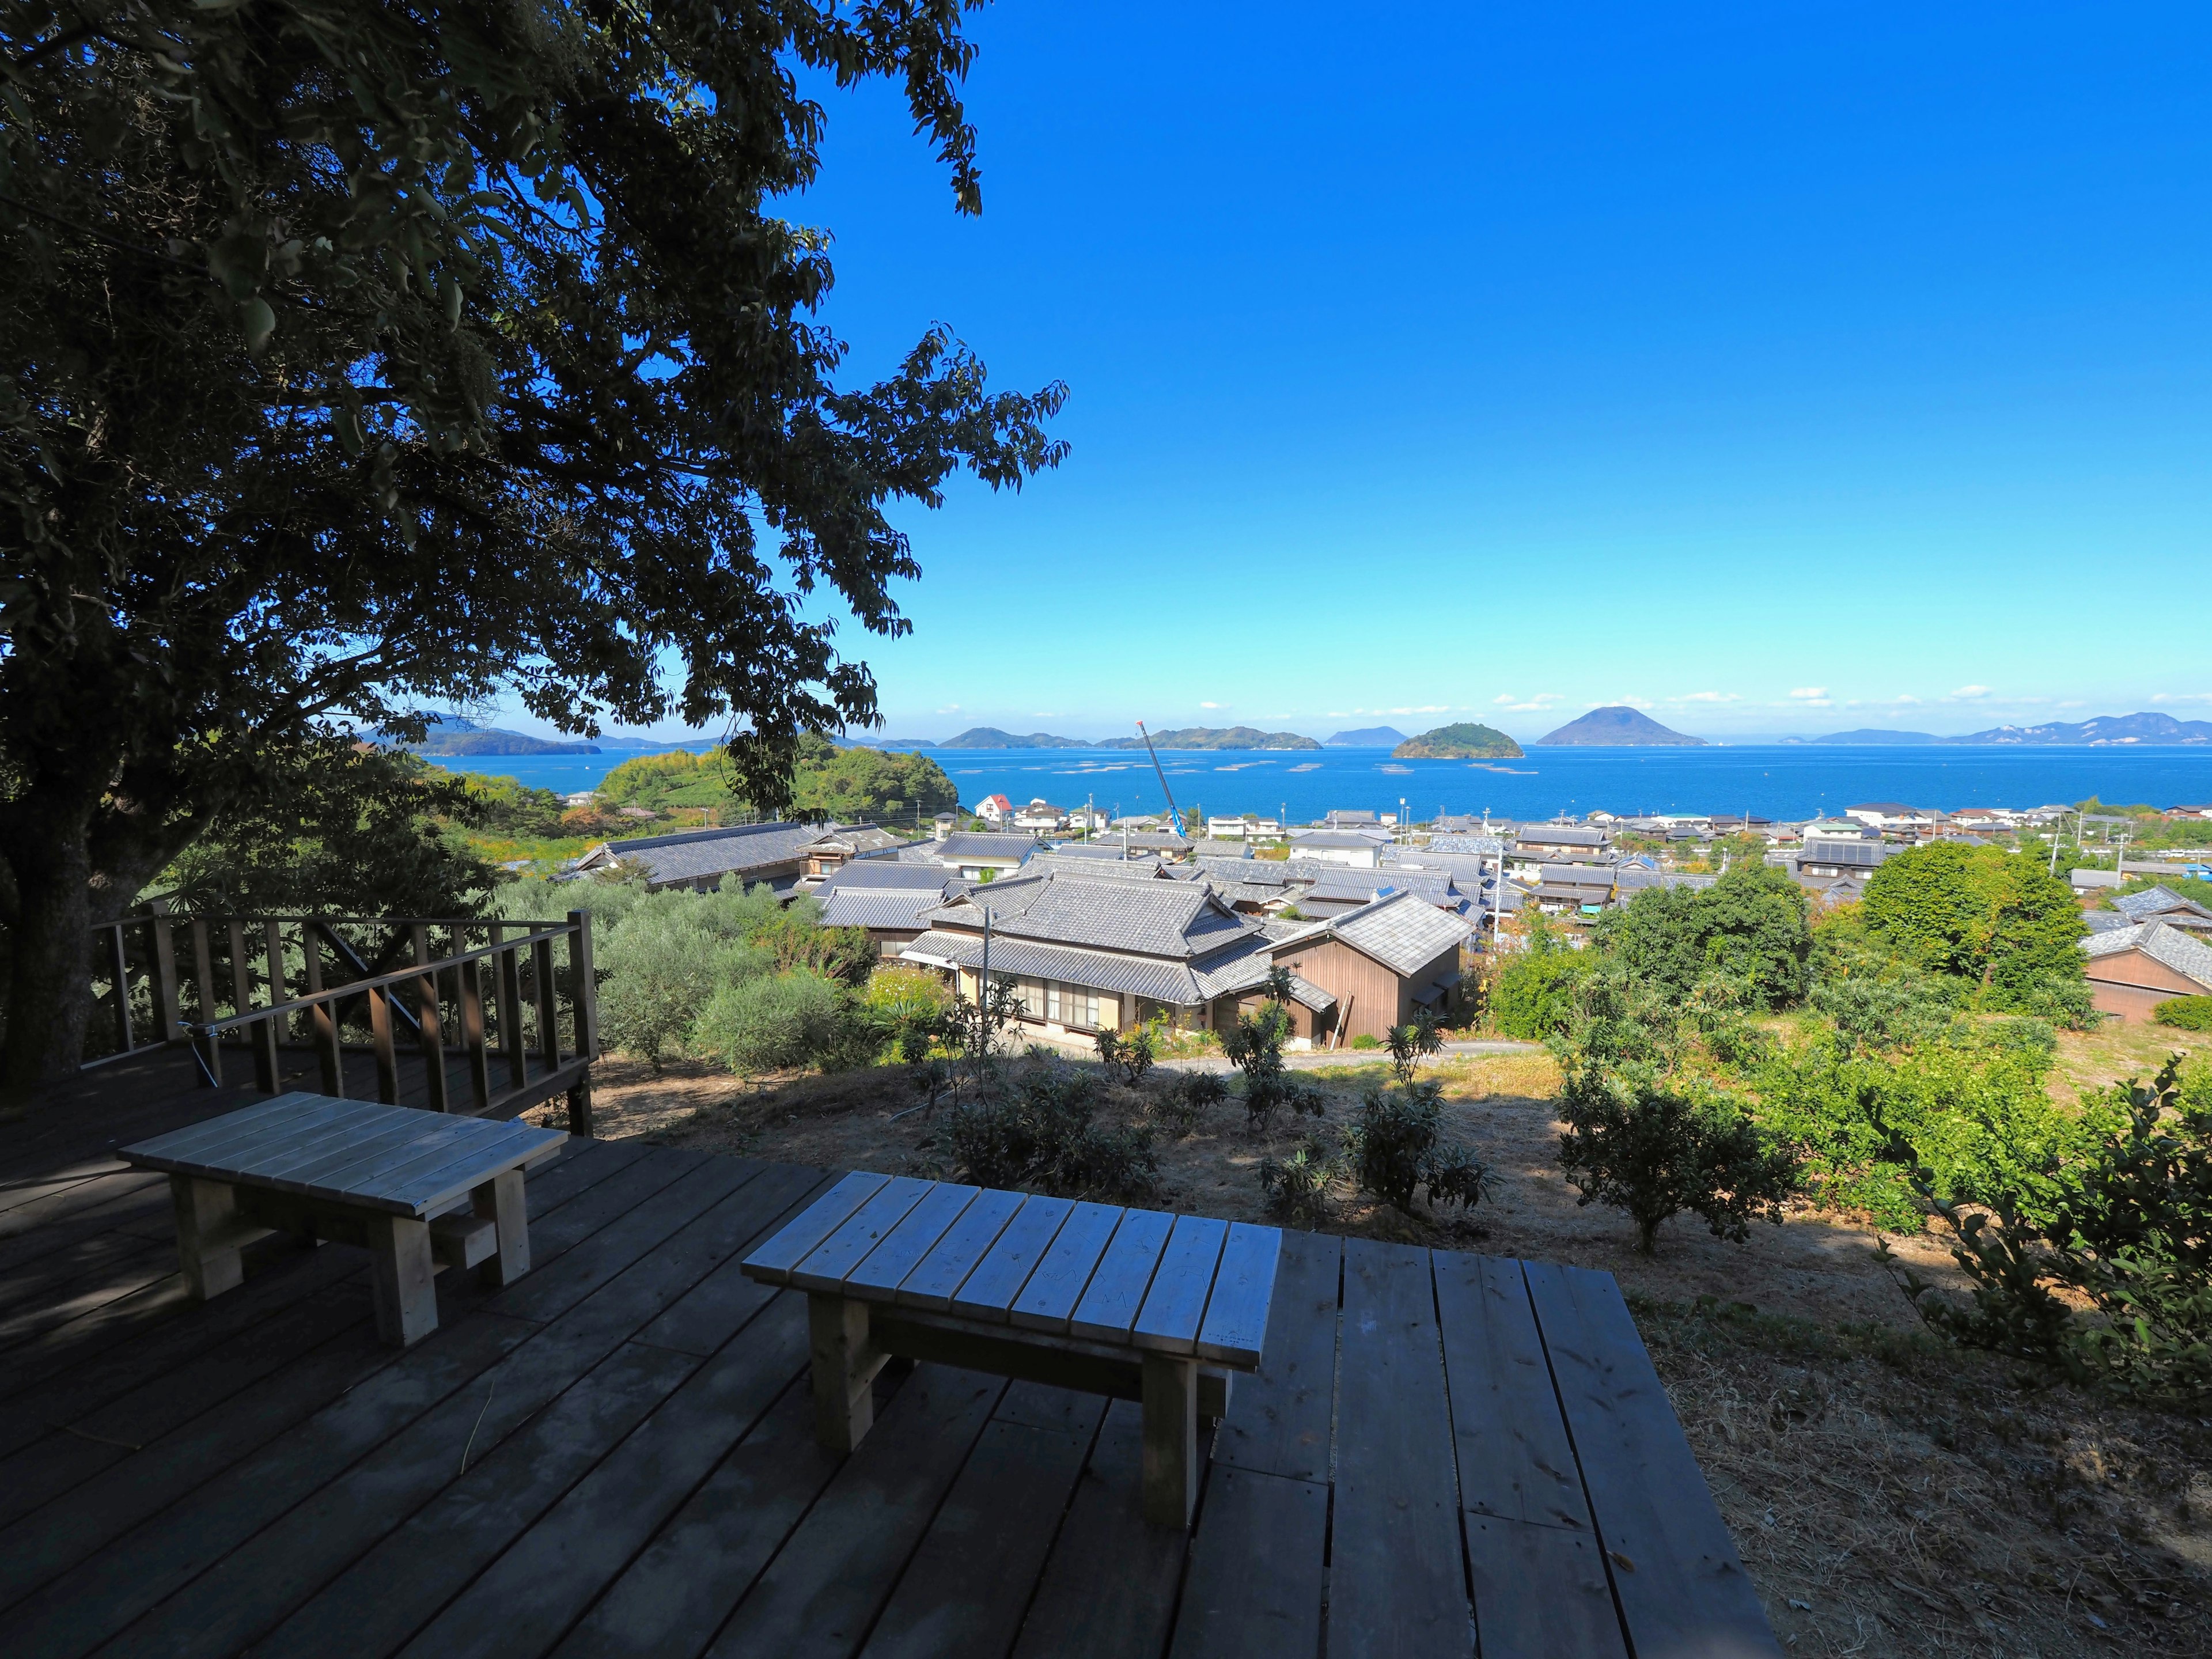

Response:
(0, 804), (100, 1102)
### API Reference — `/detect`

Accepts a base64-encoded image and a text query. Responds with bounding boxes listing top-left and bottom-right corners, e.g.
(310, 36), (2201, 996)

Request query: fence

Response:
(85, 910), (600, 1130)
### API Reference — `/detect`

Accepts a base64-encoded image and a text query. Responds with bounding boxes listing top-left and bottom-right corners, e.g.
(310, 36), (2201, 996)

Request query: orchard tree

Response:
(0, 2), (1065, 1090)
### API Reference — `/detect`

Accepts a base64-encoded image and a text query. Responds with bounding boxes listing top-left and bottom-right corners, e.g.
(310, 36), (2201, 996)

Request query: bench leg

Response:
(809, 1293), (885, 1457)
(365, 1214), (438, 1346)
(1142, 1351), (1200, 1528)
(170, 1176), (247, 1301)
(472, 1169), (529, 1288)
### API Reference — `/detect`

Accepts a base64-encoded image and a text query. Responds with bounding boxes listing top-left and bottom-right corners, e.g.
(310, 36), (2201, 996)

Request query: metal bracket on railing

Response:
(181, 1021), (220, 1089)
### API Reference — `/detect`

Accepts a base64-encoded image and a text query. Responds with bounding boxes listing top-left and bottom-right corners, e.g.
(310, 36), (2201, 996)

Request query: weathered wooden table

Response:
(740, 1173), (1281, 1527)
(119, 1092), (567, 1346)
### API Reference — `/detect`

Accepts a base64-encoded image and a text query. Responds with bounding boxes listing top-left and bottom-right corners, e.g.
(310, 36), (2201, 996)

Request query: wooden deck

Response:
(0, 1071), (1780, 1659)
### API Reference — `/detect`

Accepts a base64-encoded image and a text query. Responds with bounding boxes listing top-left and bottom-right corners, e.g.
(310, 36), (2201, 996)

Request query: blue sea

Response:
(429, 745), (2212, 825)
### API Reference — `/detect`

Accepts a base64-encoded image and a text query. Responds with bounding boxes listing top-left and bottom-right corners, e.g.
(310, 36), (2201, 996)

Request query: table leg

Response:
(809, 1292), (885, 1456)
(1142, 1351), (1200, 1528)
(365, 1214), (438, 1346)
(170, 1176), (247, 1300)
(472, 1169), (529, 1287)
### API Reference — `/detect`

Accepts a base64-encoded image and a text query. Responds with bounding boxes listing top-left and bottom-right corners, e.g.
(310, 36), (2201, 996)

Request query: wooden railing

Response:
(84, 910), (600, 1130)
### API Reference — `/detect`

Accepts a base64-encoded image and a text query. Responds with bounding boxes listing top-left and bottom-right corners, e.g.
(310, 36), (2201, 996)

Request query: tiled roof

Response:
(1021, 853), (1171, 882)
(920, 872), (1262, 961)
(2113, 885), (2212, 923)
(2081, 910), (2137, 935)
(1289, 830), (1392, 850)
(816, 888), (949, 932)
(1040, 841), (1146, 861)
(2082, 921), (2212, 991)
(1425, 835), (1506, 855)
(815, 860), (959, 891)
(573, 821), (840, 885)
(1272, 889), (1472, 976)
(937, 831), (1039, 862)
(900, 930), (1228, 1006)
(1514, 826), (1610, 848)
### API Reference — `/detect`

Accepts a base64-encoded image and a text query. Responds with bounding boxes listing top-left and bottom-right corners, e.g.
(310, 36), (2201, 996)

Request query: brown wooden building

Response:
(2081, 920), (2212, 1022)
(1260, 889), (1473, 1043)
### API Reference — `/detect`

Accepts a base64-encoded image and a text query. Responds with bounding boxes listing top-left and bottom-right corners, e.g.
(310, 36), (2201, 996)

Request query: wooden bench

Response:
(119, 1092), (567, 1347)
(740, 1173), (1281, 1528)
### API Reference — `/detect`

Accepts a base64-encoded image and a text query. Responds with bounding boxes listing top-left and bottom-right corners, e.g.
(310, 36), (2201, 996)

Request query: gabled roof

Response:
(920, 872), (1261, 961)
(1021, 852), (1172, 882)
(1289, 830), (1391, 850)
(815, 859), (957, 891)
(937, 831), (1039, 862)
(2082, 919), (2212, 991)
(1271, 888), (1472, 976)
(1425, 834), (1506, 855)
(2113, 885), (2212, 923)
(816, 887), (955, 932)
(572, 820), (842, 885)
(1514, 825), (1611, 847)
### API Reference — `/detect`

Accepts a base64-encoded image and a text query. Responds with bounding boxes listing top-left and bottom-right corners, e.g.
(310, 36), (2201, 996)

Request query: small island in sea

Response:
(1097, 726), (1322, 751)
(402, 715), (598, 756)
(1535, 706), (1705, 747)
(1391, 722), (1525, 759)
(939, 727), (1090, 749)
(1327, 725), (1408, 747)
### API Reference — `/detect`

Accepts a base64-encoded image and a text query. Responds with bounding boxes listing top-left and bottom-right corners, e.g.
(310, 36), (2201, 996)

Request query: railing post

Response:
(368, 970), (399, 1104)
(105, 924), (133, 1056)
(254, 919), (285, 1093)
(228, 919), (276, 1092)
(491, 924), (528, 1093)
(411, 925), (449, 1112)
(148, 903), (183, 1046)
(458, 947), (491, 1115)
(565, 911), (596, 1138)
(190, 918), (221, 1086)
(301, 926), (344, 1097)
(533, 934), (560, 1080)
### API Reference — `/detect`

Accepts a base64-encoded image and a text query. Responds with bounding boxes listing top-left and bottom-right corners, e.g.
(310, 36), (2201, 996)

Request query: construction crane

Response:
(1135, 721), (1187, 840)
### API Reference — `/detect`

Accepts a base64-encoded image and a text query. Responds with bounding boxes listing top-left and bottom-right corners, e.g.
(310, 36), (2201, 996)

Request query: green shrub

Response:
(1147, 1069), (1226, 1138)
(1385, 1010), (1444, 1084)
(693, 969), (850, 1074)
(1558, 1067), (1798, 1253)
(940, 1066), (1158, 1200)
(1861, 842), (2089, 1021)
(594, 895), (772, 1071)
(1257, 1131), (1344, 1228)
(1221, 984), (1327, 1131)
(1343, 1081), (1490, 1215)
(1349, 1033), (1381, 1050)
(1593, 866), (1812, 1010)
(2154, 995), (2212, 1032)
(1490, 938), (1590, 1038)
(1095, 1025), (1157, 1085)
(1808, 971), (1958, 1056)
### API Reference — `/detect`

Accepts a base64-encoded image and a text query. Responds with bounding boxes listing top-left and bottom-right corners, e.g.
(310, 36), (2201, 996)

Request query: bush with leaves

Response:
(1884, 1058), (2212, 1403)
(692, 969), (853, 1075)
(1592, 865), (1813, 1010)
(596, 900), (772, 1072)
(1488, 925), (1589, 1039)
(940, 1065), (1158, 1200)
(1385, 1010), (1444, 1084)
(1147, 1069), (1226, 1138)
(1557, 1064), (1798, 1253)
(2154, 995), (2212, 1032)
(1343, 1080), (1491, 1216)
(1258, 1130), (1346, 1228)
(1859, 842), (2090, 1022)
(1221, 974), (1327, 1130)
(1808, 969), (1960, 1057)
(1095, 1025), (1157, 1085)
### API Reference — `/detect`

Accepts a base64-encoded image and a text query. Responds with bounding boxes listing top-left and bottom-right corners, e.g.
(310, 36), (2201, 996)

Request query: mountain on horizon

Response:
(1534, 706), (1705, 747)
(1942, 711), (2212, 745)
(1326, 726), (1408, 747)
(392, 714), (599, 757)
(940, 728), (1088, 749)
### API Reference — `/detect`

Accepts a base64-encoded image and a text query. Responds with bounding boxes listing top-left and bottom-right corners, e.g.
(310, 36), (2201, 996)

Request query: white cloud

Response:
(1031, 711), (1060, 718)
(1952, 684), (1991, 699)
(1600, 695), (1656, 710)
(2058, 699), (2086, 708)
(1678, 691), (1739, 703)
(1199, 701), (1221, 710)
(1493, 694), (1514, 705)
(1789, 687), (1828, 700)
(1494, 692), (1563, 713)
(934, 702), (962, 714)
(2152, 691), (2212, 704)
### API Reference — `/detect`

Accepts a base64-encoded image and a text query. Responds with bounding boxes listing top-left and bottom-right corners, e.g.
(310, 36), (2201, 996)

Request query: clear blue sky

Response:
(522, 4), (2212, 744)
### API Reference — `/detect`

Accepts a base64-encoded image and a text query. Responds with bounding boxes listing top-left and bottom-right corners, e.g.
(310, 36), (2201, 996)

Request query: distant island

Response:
(939, 728), (1089, 749)
(1327, 726), (1407, 747)
(1535, 706), (1705, 747)
(1099, 726), (1322, 752)
(1941, 712), (2212, 745)
(398, 715), (598, 756)
(1392, 722), (1524, 759)
(1802, 729), (1941, 745)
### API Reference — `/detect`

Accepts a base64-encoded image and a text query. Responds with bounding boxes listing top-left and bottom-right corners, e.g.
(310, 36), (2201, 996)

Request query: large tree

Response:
(0, 1), (1065, 1089)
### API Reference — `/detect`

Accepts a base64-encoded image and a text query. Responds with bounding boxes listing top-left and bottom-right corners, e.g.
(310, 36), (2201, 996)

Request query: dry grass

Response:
(574, 1048), (2212, 1656)
(2047, 1021), (2201, 1104)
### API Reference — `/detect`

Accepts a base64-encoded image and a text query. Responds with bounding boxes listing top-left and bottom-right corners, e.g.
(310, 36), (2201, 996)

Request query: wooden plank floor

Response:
(0, 1076), (1780, 1659)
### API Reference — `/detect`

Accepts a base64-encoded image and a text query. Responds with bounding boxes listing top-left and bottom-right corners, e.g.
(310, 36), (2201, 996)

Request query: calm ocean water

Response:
(430, 745), (2212, 825)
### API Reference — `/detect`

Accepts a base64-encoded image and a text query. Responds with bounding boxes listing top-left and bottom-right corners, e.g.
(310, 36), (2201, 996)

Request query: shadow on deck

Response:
(0, 1070), (1779, 1659)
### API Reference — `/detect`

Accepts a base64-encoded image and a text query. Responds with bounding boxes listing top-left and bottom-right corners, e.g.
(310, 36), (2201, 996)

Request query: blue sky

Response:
(517, 4), (2212, 744)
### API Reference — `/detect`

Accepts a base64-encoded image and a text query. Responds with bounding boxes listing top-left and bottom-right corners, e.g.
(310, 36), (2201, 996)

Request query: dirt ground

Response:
(560, 1036), (2212, 1659)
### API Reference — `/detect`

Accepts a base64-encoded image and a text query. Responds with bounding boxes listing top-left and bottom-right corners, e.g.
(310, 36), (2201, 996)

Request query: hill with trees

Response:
(940, 729), (1088, 748)
(399, 716), (598, 756)
(1097, 727), (1321, 751)
(1392, 723), (1525, 759)
(599, 738), (957, 824)
(1327, 726), (1408, 747)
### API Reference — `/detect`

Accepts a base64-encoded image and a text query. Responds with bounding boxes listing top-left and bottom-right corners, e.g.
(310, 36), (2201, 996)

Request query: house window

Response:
(1013, 979), (1042, 1018)
(1046, 983), (1062, 1024)
(1046, 983), (1099, 1028)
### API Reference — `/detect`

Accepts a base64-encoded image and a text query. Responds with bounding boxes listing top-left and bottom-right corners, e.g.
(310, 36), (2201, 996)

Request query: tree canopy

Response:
(0, 1), (1063, 1085)
(1862, 843), (2085, 1012)
(1592, 865), (1813, 1010)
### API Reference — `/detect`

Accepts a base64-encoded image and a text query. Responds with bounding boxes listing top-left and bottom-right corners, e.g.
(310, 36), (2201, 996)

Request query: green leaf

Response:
(238, 297), (276, 355)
